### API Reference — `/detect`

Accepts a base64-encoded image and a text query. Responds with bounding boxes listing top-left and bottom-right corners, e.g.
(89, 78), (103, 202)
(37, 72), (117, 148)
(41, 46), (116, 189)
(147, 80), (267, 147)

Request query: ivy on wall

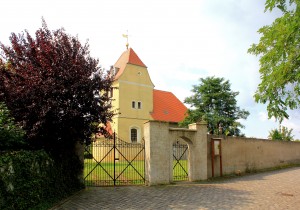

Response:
(0, 150), (83, 210)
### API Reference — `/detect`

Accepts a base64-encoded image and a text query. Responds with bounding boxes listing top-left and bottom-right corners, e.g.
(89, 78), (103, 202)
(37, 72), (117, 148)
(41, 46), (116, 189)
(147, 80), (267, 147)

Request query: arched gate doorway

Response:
(173, 140), (189, 181)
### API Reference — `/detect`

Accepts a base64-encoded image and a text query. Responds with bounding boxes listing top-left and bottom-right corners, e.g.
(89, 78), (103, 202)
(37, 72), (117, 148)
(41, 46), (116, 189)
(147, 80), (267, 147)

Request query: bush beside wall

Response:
(0, 150), (84, 210)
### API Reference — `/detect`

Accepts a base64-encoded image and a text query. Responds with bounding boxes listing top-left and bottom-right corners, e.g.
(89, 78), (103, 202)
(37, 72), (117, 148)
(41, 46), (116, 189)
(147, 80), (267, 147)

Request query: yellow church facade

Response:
(108, 48), (187, 143)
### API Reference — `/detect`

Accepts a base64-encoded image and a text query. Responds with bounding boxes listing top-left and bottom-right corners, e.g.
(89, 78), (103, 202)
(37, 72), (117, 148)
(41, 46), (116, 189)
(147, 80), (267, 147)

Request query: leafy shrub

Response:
(0, 102), (27, 151)
(0, 150), (83, 210)
(268, 125), (294, 141)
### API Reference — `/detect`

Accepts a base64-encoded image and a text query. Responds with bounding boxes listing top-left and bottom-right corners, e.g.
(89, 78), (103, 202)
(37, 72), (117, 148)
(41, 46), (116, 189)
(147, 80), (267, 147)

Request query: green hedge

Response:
(0, 150), (84, 210)
(0, 102), (27, 151)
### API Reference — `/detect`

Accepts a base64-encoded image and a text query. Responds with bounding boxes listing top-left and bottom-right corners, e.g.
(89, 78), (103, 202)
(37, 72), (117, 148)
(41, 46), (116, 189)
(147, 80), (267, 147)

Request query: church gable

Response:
(113, 48), (154, 88)
(113, 48), (146, 79)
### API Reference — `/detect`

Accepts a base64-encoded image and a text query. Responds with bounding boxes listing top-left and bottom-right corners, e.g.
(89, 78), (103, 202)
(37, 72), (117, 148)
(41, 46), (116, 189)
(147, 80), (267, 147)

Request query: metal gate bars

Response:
(84, 133), (145, 186)
(173, 141), (189, 181)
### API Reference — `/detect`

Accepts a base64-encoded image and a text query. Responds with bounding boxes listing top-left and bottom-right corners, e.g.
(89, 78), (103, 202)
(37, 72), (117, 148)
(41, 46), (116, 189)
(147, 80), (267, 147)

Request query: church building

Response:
(109, 48), (187, 143)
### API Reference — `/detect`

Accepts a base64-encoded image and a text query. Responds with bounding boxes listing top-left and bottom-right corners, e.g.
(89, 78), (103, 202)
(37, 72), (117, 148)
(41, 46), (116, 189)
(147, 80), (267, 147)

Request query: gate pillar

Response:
(75, 141), (85, 185)
(144, 121), (171, 185)
(144, 120), (208, 185)
(188, 122), (208, 181)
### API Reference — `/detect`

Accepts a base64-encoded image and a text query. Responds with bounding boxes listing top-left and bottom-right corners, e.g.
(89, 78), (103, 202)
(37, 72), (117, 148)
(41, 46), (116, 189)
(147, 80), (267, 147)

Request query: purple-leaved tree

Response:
(0, 19), (114, 154)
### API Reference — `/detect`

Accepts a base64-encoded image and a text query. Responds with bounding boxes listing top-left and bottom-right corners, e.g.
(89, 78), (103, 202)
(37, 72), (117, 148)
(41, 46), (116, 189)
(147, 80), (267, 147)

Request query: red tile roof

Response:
(105, 122), (113, 135)
(151, 89), (187, 123)
(114, 48), (146, 80)
(95, 122), (113, 139)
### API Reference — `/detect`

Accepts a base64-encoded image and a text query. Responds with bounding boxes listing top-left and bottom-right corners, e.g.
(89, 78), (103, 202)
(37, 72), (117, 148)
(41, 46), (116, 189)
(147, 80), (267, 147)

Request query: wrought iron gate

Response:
(173, 141), (189, 181)
(84, 133), (145, 186)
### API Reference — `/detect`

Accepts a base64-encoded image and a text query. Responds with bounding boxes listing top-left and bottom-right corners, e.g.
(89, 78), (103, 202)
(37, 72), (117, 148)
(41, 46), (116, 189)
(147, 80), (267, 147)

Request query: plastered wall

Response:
(208, 135), (300, 177)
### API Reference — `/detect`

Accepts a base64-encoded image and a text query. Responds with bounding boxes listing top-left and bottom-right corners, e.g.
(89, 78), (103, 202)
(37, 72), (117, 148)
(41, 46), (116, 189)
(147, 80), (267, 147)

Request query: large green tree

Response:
(248, 0), (300, 122)
(181, 77), (250, 136)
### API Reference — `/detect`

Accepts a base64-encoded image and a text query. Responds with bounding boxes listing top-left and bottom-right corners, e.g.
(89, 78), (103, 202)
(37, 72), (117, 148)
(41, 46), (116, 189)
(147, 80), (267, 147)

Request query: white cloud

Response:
(258, 112), (277, 122)
(258, 112), (268, 122)
(281, 119), (300, 139)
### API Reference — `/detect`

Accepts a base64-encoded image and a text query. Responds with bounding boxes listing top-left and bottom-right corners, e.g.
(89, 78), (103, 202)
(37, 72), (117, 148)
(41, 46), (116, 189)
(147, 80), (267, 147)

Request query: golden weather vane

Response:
(122, 30), (129, 50)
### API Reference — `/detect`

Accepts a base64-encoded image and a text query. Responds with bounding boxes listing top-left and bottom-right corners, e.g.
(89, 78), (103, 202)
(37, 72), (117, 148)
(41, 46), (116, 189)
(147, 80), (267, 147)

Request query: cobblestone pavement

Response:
(53, 167), (300, 210)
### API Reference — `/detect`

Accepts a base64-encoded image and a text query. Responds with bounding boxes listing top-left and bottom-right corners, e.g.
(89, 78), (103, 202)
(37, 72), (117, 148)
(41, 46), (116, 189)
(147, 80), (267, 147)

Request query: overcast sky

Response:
(1, 0), (299, 139)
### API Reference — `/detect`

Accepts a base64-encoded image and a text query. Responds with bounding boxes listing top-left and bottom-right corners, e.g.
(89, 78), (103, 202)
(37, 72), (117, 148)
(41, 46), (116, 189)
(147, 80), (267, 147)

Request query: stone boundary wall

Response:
(207, 135), (300, 177)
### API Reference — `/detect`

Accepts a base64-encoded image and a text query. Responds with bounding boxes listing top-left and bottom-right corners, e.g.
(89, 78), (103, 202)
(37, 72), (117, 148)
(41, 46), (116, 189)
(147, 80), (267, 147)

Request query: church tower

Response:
(110, 48), (154, 142)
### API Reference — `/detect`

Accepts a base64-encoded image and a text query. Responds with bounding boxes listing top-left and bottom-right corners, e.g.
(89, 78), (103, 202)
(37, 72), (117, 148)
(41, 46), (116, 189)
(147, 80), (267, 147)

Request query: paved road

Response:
(53, 167), (300, 210)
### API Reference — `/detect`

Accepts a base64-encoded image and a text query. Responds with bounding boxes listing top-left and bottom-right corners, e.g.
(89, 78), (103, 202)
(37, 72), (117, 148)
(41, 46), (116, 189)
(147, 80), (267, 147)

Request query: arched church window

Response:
(131, 128), (137, 143)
